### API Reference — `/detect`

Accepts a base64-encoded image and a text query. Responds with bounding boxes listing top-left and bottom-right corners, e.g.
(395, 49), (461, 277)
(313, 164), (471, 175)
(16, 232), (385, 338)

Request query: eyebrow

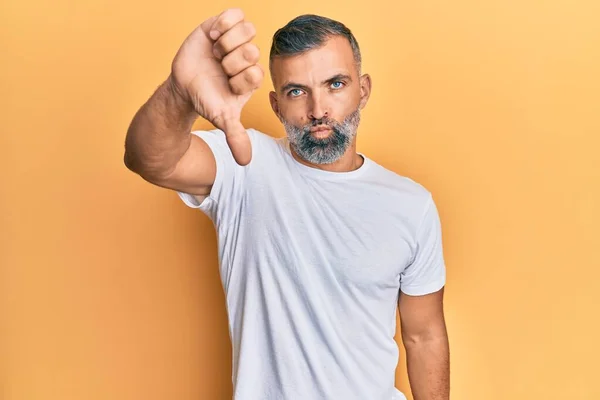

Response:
(280, 74), (353, 94)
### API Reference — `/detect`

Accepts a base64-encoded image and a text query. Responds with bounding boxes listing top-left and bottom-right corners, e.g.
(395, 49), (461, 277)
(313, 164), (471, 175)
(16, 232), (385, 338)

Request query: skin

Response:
(400, 287), (450, 400)
(270, 34), (449, 400)
(124, 8), (449, 399)
(269, 35), (372, 172)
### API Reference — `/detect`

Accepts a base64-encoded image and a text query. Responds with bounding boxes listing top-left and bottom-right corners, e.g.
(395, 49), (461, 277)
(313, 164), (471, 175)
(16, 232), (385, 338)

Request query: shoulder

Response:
(245, 128), (289, 163)
(360, 157), (438, 234)
(189, 127), (283, 161)
(190, 127), (277, 145)
(365, 158), (432, 202)
(246, 127), (282, 148)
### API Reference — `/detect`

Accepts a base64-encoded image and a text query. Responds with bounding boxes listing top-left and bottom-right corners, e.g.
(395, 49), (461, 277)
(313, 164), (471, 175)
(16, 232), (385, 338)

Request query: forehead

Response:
(271, 35), (357, 88)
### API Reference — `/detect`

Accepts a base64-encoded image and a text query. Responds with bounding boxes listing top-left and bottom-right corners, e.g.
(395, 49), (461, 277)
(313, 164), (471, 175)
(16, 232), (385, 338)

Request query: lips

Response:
(310, 126), (331, 133)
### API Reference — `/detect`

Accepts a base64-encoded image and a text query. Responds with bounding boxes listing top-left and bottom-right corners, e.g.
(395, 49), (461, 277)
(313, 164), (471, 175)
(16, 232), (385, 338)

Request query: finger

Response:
(208, 8), (245, 41)
(178, 15), (218, 46)
(222, 118), (252, 165)
(199, 15), (218, 35)
(221, 43), (260, 77)
(229, 64), (264, 95)
(213, 21), (256, 59)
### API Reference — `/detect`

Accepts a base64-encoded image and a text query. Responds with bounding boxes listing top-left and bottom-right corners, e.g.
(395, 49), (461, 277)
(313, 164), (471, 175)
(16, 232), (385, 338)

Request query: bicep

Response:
(399, 287), (447, 343)
(151, 134), (217, 196)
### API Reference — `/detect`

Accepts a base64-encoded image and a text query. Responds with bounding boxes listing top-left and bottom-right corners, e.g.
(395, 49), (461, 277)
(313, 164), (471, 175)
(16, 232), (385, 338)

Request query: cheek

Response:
(280, 102), (309, 124)
(331, 91), (360, 118)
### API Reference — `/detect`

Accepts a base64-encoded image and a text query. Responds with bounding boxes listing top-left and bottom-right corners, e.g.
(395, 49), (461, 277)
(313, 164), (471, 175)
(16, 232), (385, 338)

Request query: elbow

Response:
(123, 151), (133, 171)
(123, 149), (174, 185)
(402, 330), (448, 349)
(401, 324), (448, 348)
(123, 149), (149, 178)
(123, 131), (153, 176)
(402, 332), (425, 348)
(123, 149), (141, 174)
(123, 132), (138, 173)
(122, 139), (154, 176)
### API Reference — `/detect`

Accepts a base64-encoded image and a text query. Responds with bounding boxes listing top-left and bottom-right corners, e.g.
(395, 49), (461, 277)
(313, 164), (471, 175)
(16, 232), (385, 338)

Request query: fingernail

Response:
(209, 30), (220, 40)
(213, 47), (220, 59)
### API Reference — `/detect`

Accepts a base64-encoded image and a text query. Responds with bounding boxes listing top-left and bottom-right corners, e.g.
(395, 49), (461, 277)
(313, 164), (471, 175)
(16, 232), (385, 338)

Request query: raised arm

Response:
(124, 8), (263, 195)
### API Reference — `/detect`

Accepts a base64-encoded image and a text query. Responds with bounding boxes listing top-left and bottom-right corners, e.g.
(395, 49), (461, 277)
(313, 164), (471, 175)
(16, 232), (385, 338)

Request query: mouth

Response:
(309, 126), (332, 138)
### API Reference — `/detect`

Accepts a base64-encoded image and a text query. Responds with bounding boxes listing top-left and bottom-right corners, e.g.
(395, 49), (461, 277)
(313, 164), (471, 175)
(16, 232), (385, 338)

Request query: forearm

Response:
(404, 336), (450, 400)
(124, 76), (199, 179)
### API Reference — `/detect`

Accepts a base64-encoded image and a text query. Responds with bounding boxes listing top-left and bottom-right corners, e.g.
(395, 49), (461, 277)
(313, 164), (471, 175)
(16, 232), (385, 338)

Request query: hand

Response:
(170, 8), (263, 165)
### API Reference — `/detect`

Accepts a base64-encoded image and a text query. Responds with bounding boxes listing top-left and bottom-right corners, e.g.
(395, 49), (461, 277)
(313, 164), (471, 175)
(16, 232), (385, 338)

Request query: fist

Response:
(170, 9), (264, 165)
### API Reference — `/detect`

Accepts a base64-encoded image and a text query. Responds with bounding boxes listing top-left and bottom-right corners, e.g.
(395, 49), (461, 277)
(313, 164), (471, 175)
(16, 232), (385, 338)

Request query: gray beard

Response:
(282, 109), (361, 165)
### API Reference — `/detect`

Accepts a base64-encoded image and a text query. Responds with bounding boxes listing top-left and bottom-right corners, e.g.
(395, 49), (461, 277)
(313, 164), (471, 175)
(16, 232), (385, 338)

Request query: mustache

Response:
(280, 109), (360, 133)
(310, 117), (333, 127)
(302, 117), (340, 133)
(309, 110), (360, 129)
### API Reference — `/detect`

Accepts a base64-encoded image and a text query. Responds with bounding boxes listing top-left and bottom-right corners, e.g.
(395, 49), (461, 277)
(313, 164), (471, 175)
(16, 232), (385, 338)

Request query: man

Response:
(124, 8), (449, 400)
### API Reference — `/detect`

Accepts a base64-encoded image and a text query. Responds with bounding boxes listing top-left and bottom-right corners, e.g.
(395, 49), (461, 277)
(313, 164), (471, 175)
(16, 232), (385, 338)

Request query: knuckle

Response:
(245, 65), (263, 85)
(219, 17), (234, 31)
(255, 65), (265, 79)
(227, 8), (245, 21)
(230, 79), (244, 95)
(213, 42), (225, 58)
(243, 69), (254, 84)
(243, 21), (256, 37)
(219, 9), (243, 31)
(242, 43), (259, 63)
(221, 59), (234, 76)
(257, 67), (265, 82)
(220, 108), (238, 125)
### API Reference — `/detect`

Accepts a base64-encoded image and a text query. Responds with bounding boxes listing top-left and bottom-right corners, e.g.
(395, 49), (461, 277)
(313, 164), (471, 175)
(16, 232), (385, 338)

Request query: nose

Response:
(308, 92), (329, 122)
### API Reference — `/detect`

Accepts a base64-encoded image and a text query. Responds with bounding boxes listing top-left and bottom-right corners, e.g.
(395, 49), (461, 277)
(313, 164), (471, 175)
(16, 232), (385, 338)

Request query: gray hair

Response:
(269, 14), (362, 76)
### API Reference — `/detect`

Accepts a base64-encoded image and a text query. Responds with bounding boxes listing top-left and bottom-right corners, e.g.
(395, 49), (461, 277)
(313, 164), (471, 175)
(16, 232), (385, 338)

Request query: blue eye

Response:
(289, 89), (303, 97)
(331, 81), (344, 89)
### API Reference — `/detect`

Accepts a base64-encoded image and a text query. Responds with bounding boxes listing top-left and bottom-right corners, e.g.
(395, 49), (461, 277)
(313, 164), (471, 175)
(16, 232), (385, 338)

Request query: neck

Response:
(289, 141), (364, 172)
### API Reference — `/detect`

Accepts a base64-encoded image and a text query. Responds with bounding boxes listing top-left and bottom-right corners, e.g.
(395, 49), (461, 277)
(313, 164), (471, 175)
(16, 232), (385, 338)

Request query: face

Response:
(269, 35), (372, 165)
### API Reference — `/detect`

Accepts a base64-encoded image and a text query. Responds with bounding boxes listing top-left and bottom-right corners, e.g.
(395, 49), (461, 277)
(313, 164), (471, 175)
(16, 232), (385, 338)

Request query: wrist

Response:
(165, 74), (198, 117)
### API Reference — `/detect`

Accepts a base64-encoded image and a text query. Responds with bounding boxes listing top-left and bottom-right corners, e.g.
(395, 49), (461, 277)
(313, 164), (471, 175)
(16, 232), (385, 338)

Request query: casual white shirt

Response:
(178, 128), (446, 400)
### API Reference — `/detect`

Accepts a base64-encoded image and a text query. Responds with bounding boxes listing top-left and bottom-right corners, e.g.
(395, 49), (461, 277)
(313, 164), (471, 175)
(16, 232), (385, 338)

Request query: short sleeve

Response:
(400, 195), (447, 296)
(177, 129), (250, 222)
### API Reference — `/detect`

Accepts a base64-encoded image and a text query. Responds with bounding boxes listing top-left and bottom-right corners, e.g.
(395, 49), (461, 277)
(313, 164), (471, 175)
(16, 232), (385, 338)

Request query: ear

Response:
(358, 73), (372, 110)
(269, 91), (282, 121)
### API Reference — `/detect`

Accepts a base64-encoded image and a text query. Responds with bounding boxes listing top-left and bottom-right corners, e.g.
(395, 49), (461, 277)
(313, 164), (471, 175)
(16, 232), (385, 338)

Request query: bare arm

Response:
(123, 9), (263, 196)
(399, 287), (450, 400)
(124, 77), (216, 196)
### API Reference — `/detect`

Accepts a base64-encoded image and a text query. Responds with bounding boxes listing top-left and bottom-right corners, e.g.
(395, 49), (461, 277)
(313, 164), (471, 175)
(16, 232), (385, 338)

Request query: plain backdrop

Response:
(2, 0), (599, 399)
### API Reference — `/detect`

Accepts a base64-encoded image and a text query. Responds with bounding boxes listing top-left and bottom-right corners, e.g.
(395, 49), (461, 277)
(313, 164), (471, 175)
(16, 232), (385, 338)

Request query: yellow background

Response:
(2, 0), (599, 399)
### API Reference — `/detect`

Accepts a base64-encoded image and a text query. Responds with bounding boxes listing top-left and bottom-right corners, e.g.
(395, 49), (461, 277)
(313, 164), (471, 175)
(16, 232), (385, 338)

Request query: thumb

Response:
(222, 117), (252, 166)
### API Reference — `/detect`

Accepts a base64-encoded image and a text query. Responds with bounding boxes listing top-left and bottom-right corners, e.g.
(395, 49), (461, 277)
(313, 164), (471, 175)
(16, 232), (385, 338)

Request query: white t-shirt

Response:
(178, 128), (446, 400)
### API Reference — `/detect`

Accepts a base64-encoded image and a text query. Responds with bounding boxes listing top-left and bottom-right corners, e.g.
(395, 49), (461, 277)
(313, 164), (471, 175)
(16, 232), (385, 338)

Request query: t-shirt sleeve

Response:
(400, 195), (447, 296)
(176, 129), (250, 223)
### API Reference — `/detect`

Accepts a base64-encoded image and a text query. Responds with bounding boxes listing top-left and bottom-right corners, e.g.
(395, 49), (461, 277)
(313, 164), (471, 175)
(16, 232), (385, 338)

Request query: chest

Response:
(242, 170), (414, 288)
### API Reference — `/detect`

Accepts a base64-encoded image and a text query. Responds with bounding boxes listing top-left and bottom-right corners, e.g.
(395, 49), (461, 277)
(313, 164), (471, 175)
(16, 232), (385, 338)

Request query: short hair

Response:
(269, 14), (362, 75)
